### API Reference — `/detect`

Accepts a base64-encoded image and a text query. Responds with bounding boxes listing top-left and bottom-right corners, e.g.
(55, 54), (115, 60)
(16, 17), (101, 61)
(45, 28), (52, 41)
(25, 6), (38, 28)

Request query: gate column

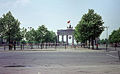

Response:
(66, 35), (68, 45)
(72, 35), (74, 45)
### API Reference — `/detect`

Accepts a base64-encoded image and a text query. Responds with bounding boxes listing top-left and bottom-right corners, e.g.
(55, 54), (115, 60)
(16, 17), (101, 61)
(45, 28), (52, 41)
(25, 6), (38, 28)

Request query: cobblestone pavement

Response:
(0, 47), (120, 74)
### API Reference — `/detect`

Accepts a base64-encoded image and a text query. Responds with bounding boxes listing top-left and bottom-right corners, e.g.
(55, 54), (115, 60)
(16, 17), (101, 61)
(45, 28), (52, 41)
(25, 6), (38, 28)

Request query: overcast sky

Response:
(0, 0), (120, 39)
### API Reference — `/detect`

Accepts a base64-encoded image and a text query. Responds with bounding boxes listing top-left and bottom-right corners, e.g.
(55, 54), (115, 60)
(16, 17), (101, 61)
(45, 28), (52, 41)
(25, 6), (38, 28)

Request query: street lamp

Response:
(105, 26), (109, 51)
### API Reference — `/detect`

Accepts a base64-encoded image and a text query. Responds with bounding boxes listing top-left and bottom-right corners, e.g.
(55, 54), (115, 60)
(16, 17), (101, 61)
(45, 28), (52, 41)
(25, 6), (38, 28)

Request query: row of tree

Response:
(74, 9), (104, 49)
(98, 39), (107, 44)
(97, 28), (120, 47)
(89, 28), (120, 45)
(21, 25), (57, 43)
(109, 28), (120, 44)
(0, 11), (57, 50)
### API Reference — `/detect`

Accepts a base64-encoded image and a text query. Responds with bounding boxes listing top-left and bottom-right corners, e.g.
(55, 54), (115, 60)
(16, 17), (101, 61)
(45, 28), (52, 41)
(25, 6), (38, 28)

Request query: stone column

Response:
(72, 35), (74, 45)
(66, 35), (68, 45)
(62, 35), (64, 44)
(57, 35), (59, 43)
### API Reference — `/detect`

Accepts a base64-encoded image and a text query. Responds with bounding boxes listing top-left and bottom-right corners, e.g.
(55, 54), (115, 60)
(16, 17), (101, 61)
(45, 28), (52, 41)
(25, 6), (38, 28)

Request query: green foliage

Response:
(98, 39), (107, 44)
(75, 9), (104, 43)
(25, 28), (36, 42)
(36, 25), (48, 43)
(47, 31), (57, 43)
(20, 27), (27, 40)
(109, 28), (120, 43)
(25, 25), (57, 43)
(0, 11), (22, 42)
(74, 19), (89, 43)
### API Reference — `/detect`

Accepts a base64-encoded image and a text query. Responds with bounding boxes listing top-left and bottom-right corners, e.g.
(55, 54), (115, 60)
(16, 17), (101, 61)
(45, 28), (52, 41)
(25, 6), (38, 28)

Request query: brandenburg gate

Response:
(57, 25), (75, 45)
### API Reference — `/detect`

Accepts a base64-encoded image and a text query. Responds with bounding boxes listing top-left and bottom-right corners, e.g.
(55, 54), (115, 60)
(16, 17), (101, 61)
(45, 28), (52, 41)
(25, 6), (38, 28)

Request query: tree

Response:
(35, 25), (48, 43)
(20, 27), (27, 41)
(109, 28), (120, 43)
(0, 11), (21, 50)
(25, 28), (36, 43)
(75, 9), (104, 49)
(99, 39), (107, 44)
(25, 25), (57, 43)
(35, 25), (57, 43)
(45, 31), (57, 43)
(75, 20), (89, 43)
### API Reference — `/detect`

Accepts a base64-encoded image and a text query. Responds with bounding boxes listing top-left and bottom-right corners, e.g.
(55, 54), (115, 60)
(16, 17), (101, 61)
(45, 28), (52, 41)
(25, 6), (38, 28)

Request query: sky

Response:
(0, 0), (120, 39)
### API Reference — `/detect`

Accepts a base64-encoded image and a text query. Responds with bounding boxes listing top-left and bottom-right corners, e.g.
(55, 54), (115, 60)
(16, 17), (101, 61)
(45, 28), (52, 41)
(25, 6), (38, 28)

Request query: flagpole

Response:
(67, 20), (71, 28)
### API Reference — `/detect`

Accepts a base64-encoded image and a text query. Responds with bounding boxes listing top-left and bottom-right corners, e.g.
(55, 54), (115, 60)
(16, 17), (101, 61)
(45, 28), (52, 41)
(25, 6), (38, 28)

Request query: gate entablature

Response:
(57, 25), (75, 45)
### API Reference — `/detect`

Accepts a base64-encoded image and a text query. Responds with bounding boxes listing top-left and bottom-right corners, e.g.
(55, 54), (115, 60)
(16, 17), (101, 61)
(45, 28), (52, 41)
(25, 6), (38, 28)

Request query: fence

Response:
(0, 43), (78, 51)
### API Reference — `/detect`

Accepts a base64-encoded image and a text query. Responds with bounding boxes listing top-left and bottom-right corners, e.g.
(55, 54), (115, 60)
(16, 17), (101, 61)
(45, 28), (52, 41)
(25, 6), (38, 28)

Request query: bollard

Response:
(74, 45), (76, 49)
(46, 43), (47, 49)
(118, 51), (120, 61)
(65, 44), (66, 49)
(55, 43), (57, 49)
(115, 43), (117, 51)
(106, 44), (108, 51)
(38, 43), (39, 48)
(21, 44), (22, 50)
(14, 44), (16, 50)
(4, 44), (6, 51)
(30, 43), (33, 49)
(23, 44), (24, 50)
(41, 43), (42, 49)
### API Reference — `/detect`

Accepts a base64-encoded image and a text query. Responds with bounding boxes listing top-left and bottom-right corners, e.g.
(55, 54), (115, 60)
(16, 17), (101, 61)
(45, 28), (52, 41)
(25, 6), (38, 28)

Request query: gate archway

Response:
(57, 25), (75, 45)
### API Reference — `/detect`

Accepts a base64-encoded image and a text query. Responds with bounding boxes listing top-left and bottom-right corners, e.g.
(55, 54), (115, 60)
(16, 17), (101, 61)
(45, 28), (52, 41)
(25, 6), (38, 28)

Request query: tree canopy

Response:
(25, 25), (57, 43)
(0, 11), (57, 44)
(109, 28), (120, 43)
(0, 11), (22, 42)
(74, 9), (104, 49)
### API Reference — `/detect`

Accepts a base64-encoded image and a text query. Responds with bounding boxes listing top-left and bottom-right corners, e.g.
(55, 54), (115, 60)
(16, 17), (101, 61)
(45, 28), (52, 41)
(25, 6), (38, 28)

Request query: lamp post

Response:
(105, 26), (109, 51)
(8, 24), (11, 50)
(28, 27), (33, 49)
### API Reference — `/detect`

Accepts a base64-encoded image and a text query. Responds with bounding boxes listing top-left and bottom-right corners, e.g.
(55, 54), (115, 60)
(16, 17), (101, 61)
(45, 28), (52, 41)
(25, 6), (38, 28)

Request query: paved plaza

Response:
(0, 47), (120, 74)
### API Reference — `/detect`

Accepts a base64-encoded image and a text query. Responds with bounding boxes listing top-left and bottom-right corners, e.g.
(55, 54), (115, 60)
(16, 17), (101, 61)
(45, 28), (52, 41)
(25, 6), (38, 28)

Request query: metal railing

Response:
(0, 43), (77, 51)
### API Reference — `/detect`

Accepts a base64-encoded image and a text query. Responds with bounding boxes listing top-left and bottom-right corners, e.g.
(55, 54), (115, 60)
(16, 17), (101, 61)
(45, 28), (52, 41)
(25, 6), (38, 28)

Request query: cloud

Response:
(14, 0), (31, 6)
(0, 0), (31, 8)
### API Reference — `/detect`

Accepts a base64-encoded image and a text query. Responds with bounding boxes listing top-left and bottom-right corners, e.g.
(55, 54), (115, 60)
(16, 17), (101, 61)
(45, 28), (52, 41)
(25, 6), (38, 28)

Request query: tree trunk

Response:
(95, 39), (98, 50)
(85, 41), (87, 48)
(8, 33), (12, 50)
(41, 43), (42, 49)
(96, 44), (98, 50)
(91, 36), (94, 49)
(8, 24), (12, 50)
(88, 38), (90, 49)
